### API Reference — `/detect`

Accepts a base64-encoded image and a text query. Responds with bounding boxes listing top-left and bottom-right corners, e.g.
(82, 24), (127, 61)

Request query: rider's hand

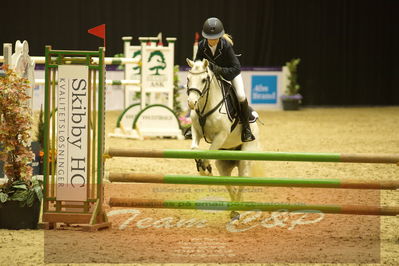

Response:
(209, 62), (222, 76)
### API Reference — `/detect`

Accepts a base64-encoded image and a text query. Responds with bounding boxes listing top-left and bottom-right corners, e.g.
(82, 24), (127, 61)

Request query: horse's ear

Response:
(202, 59), (209, 69)
(22, 41), (29, 54)
(186, 58), (194, 67)
(15, 40), (22, 53)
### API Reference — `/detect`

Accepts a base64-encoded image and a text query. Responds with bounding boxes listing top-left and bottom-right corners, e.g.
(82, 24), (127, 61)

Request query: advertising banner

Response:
(243, 70), (285, 110)
(56, 65), (89, 201)
(251, 75), (278, 104)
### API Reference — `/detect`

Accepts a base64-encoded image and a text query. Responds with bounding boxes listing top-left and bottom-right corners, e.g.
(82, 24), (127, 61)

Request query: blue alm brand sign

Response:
(251, 75), (277, 104)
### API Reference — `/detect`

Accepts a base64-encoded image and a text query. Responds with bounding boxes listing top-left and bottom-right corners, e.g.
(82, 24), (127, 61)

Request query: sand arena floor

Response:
(1, 107), (399, 265)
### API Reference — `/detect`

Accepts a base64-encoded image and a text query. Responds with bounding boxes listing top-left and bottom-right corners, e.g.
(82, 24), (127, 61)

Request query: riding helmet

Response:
(202, 17), (225, 39)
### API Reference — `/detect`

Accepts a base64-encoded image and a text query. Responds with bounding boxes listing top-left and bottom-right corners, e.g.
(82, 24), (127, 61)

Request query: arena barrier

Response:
(106, 172), (399, 190)
(108, 198), (399, 216)
(105, 147), (399, 216)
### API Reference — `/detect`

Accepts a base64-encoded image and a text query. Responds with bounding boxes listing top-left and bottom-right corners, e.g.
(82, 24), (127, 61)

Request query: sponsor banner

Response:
(136, 105), (179, 132)
(57, 65), (88, 201)
(132, 104), (183, 139)
(251, 75), (278, 104)
(244, 71), (284, 110)
(141, 46), (174, 91)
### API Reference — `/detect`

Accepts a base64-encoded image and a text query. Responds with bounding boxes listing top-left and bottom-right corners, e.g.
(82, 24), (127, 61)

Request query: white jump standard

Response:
(109, 36), (183, 140)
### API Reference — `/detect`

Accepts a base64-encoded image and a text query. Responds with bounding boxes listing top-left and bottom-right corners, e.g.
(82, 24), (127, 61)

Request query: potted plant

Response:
(0, 66), (42, 229)
(281, 58), (302, 110)
(0, 69), (4, 179)
(173, 65), (183, 114)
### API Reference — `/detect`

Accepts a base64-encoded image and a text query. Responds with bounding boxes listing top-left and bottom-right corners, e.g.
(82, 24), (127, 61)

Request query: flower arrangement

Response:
(0, 66), (42, 207)
(178, 115), (192, 130)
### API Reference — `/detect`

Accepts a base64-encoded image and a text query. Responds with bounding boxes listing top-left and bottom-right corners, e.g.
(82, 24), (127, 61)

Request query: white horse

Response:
(186, 58), (260, 220)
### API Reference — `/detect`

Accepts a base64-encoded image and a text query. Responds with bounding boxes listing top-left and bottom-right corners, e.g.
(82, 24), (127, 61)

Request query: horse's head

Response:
(186, 58), (211, 110)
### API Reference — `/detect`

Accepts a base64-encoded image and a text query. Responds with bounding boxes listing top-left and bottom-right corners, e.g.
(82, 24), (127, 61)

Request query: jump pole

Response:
(105, 148), (399, 164)
(107, 172), (399, 190)
(109, 198), (399, 216)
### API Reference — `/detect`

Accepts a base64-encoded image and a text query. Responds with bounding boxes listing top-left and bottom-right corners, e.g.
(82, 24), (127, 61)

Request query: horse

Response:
(186, 58), (260, 220)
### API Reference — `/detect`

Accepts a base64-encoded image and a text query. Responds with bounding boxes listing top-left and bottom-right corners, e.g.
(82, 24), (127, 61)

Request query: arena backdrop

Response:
(1, 0), (398, 105)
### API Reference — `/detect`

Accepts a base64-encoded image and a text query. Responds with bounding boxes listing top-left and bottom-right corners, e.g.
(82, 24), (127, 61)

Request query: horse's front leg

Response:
(190, 122), (201, 150)
(197, 131), (229, 176)
(195, 130), (229, 176)
(190, 123), (212, 176)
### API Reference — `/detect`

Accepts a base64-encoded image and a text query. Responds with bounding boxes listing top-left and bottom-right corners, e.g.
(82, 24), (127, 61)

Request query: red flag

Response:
(88, 24), (106, 48)
(194, 32), (200, 43)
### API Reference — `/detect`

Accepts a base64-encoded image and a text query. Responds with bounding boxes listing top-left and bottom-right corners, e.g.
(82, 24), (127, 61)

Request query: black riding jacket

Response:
(195, 38), (241, 81)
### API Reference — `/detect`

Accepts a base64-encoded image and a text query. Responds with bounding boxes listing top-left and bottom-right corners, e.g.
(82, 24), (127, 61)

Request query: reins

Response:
(187, 68), (233, 143)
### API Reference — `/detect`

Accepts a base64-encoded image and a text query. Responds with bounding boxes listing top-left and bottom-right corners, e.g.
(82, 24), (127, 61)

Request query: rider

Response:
(194, 17), (255, 142)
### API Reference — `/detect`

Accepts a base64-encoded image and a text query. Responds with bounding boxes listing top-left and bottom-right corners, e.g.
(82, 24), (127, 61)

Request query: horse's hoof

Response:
(230, 211), (240, 221)
(184, 128), (192, 139)
(199, 170), (212, 176)
(206, 165), (212, 174)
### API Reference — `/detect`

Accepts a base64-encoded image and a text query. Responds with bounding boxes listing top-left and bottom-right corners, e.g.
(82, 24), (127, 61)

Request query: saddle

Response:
(218, 78), (258, 131)
(184, 77), (259, 141)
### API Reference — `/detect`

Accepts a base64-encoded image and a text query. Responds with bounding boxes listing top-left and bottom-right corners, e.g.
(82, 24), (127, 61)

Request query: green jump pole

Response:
(107, 172), (399, 190)
(105, 148), (399, 164)
(109, 198), (399, 216)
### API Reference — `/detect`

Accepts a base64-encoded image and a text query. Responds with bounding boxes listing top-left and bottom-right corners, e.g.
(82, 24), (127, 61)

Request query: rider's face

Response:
(207, 39), (219, 47)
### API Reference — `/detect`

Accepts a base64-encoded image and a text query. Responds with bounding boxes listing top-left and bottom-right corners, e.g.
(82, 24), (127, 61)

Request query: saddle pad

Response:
(219, 79), (258, 123)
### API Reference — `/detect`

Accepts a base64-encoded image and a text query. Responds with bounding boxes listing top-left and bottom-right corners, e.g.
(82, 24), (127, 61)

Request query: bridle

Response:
(186, 69), (211, 98)
(186, 67), (233, 143)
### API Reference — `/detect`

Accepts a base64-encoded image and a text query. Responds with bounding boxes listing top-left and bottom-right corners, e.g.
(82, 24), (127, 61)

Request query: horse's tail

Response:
(250, 158), (266, 178)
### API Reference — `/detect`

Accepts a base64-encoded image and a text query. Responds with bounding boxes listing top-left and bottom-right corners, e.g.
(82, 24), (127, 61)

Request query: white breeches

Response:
(232, 74), (246, 102)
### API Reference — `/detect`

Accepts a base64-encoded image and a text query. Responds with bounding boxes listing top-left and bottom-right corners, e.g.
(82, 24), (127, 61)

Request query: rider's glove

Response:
(209, 62), (222, 76)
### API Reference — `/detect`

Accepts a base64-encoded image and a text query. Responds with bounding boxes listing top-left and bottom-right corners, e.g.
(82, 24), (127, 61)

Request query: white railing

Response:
(0, 56), (140, 65)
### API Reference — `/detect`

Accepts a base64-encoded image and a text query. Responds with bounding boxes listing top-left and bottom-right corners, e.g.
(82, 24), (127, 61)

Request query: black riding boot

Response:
(239, 99), (255, 142)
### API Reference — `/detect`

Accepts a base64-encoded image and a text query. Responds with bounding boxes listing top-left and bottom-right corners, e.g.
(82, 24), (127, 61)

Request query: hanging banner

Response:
(57, 65), (89, 201)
